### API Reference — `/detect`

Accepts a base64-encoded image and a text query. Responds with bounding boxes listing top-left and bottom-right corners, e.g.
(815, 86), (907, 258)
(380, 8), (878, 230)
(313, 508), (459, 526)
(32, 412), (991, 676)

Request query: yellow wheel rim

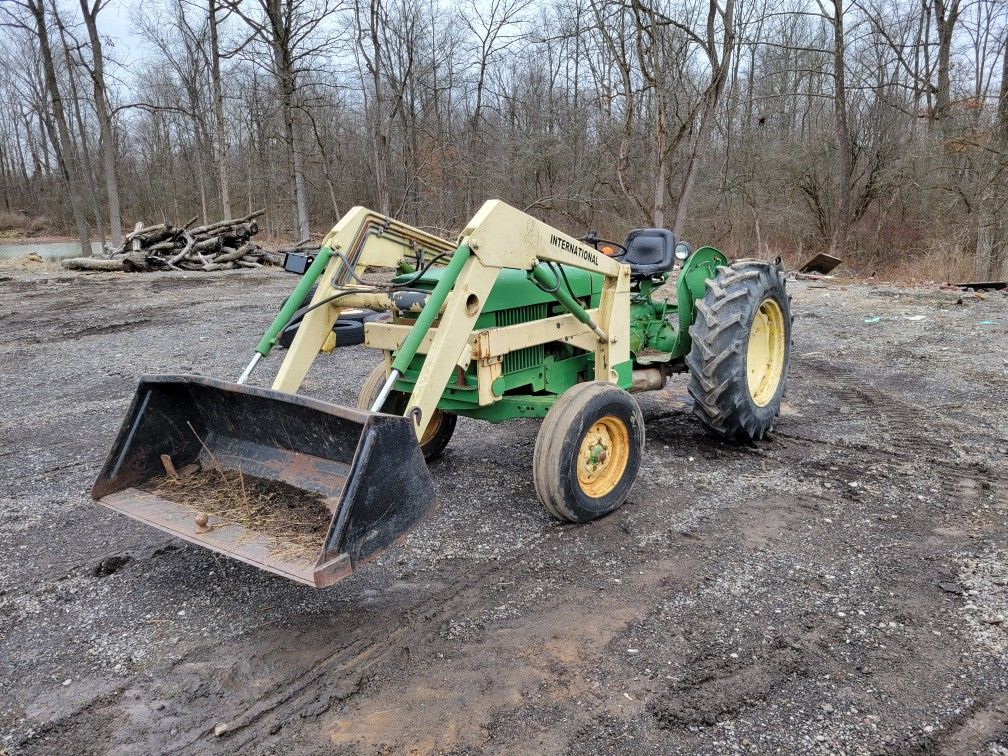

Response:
(420, 410), (443, 447)
(576, 416), (630, 498)
(746, 297), (786, 407)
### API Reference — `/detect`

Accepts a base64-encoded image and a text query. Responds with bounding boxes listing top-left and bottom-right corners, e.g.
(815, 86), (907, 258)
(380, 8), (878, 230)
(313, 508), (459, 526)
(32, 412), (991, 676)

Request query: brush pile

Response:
(61, 209), (282, 272)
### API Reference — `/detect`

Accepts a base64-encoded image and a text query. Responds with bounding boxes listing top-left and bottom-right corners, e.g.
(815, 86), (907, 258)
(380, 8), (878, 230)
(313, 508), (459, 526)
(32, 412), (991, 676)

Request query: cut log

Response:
(215, 242), (255, 264)
(62, 257), (124, 271)
(188, 209), (265, 238)
(122, 251), (151, 272)
(191, 236), (222, 253)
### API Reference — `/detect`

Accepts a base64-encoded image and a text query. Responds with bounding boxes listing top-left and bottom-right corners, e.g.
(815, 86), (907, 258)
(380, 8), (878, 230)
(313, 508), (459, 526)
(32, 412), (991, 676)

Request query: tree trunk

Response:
(992, 27), (1008, 278)
(266, 0), (310, 240)
(931, 0), (960, 127)
(654, 103), (667, 227)
(58, 19), (106, 245)
(999, 26), (1008, 145)
(674, 89), (720, 235)
(80, 0), (123, 247)
(208, 0), (231, 218)
(197, 157), (209, 224)
(672, 0), (737, 236)
(288, 109), (310, 239)
(829, 0), (853, 254)
(0, 140), (10, 212)
(29, 0), (91, 256)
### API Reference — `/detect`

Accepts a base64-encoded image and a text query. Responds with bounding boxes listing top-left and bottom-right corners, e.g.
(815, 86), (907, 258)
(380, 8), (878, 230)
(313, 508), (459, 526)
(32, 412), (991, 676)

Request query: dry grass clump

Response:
(150, 467), (334, 564)
(0, 252), (51, 271)
(0, 211), (50, 238)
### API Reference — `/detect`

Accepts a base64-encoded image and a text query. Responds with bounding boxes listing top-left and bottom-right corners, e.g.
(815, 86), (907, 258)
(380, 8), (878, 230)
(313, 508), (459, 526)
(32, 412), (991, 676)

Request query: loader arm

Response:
(272, 207), (456, 393)
(273, 200), (630, 442)
(454, 199), (631, 388)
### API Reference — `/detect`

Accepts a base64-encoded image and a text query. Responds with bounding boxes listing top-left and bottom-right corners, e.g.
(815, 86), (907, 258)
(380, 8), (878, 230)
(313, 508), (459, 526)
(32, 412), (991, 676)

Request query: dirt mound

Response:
(0, 252), (50, 271)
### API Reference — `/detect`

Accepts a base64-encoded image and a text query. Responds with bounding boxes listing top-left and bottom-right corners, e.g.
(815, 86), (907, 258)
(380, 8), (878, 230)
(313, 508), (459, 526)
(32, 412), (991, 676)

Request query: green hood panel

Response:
(393, 265), (603, 313)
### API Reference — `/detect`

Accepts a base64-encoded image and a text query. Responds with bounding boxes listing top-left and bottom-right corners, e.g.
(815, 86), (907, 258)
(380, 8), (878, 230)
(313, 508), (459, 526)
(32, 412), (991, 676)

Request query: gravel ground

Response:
(0, 266), (1007, 755)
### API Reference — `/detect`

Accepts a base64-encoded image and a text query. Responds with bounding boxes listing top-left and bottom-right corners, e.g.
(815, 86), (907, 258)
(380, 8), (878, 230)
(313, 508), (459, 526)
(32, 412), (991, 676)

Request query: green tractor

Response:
(92, 200), (791, 586)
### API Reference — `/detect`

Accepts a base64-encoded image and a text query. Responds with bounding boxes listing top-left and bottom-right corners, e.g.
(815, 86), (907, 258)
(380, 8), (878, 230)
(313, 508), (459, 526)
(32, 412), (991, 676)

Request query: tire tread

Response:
(686, 261), (791, 440)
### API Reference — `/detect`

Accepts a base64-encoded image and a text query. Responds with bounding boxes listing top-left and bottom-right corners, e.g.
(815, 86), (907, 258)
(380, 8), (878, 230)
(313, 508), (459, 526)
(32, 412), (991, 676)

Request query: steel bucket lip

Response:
(134, 373), (384, 424)
(96, 486), (352, 587)
(92, 373), (393, 501)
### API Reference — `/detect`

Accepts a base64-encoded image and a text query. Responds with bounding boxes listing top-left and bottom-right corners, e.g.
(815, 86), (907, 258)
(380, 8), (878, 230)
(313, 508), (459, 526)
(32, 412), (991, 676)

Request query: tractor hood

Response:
(392, 265), (603, 314)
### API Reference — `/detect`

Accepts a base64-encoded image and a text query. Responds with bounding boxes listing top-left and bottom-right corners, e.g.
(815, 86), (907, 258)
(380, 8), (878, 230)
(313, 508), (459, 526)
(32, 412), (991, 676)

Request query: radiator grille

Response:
(495, 304), (547, 374)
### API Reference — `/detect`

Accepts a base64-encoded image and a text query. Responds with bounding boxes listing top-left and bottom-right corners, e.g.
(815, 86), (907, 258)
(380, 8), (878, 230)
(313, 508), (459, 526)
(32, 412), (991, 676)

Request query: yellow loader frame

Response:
(272, 200), (631, 441)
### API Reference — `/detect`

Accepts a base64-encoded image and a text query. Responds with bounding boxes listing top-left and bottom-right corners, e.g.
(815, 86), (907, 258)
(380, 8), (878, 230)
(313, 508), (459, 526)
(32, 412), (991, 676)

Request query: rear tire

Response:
(533, 381), (644, 523)
(357, 363), (456, 461)
(686, 261), (791, 440)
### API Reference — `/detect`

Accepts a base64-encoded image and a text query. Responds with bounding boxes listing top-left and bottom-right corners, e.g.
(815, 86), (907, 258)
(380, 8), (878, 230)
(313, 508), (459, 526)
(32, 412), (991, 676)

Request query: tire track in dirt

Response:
(15, 528), (559, 753)
(17, 514), (708, 755)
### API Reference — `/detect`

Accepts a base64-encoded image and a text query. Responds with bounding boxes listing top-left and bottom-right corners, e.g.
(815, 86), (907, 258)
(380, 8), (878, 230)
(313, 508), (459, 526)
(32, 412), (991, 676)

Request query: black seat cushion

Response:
(622, 228), (677, 277)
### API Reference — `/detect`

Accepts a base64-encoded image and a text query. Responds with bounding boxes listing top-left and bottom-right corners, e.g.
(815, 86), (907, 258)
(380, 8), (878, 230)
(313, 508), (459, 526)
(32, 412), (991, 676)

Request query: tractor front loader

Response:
(92, 200), (791, 587)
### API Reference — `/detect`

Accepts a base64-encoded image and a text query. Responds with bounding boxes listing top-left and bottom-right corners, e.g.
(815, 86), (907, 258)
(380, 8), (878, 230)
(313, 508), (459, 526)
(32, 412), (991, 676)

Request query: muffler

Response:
(92, 376), (434, 587)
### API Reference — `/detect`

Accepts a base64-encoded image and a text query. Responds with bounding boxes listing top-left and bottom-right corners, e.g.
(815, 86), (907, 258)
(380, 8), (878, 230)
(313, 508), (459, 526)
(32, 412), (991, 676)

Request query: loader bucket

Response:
(92, 375), (434, 587)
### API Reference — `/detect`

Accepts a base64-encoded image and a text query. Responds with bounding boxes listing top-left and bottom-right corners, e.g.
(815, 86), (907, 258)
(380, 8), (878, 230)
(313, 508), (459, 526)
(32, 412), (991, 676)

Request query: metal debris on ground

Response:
(798, 252), (844, 275)
(951, 281), (1007, 291)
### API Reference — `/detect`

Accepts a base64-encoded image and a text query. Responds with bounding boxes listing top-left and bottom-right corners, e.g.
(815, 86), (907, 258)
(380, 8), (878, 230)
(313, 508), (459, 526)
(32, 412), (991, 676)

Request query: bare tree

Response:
(78, 0), (122, 246)
(0, 0), (1004, 281)
(208, 0), (231, 218)
(2, 0), (92, 255)
(821, 0), (854, 252)
(226, 0), (342, 238)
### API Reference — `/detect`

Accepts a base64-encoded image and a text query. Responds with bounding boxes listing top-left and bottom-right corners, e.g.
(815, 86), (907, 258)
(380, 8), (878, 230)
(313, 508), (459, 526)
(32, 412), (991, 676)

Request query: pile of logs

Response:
(62, 210), (282, 272)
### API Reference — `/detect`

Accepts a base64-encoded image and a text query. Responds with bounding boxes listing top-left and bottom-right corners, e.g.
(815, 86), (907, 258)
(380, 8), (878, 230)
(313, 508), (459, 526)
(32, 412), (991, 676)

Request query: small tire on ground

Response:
(275, 283), (371, 349)
(357, 363), (391, 413)
(276, 285), (317, 348)
(685, 260), (792, 440)
(276, 286), (317, 349)
(533, 381), (644, 523)
(277, 323), (298, 349)
(357, 363), (456, 461)
(331, 319), (365, 346)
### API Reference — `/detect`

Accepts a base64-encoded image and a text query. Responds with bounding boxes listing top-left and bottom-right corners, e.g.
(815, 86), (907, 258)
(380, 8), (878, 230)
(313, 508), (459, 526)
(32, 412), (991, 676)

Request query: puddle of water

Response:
(0, 240), (104, 262)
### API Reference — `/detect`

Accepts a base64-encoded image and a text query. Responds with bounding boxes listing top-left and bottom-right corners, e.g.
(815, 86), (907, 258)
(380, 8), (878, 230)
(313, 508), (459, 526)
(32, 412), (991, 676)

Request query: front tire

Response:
(533, 381), (644, 523)
(686, 261), (791, 440)
(357, 363), (456, 461)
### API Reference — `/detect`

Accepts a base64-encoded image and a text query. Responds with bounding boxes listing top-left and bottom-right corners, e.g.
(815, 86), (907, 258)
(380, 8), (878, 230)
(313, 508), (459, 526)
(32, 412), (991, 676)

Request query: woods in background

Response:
(1, 0), (1006, 278)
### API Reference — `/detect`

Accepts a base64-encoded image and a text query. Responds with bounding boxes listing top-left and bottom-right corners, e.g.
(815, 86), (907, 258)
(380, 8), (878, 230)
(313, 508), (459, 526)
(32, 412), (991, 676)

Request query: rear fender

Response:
(674, 246), (729, 356)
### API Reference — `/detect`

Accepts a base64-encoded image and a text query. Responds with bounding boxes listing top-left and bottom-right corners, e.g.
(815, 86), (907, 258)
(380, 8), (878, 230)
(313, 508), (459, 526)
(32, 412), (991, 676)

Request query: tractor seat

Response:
(622, 228), (677, 277)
